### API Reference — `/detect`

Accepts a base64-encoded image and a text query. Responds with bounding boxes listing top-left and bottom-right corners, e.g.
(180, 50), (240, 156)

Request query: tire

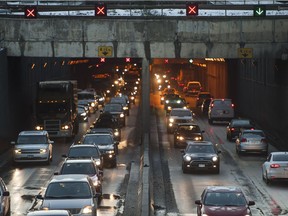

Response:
(182, 164), (189, 174)
(263, 172), (271, 184)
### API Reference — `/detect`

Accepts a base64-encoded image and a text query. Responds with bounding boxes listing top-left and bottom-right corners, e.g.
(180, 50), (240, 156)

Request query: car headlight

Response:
(168, 123), (173, 127)
(95, 159), (101, 166)
(35, 126), (43, 130)
(167, 106), (172, 110)
(212, 156), (218, 162)
(81, 112), (87, 117)
(120, 113), (125, 118)
(123, 106), (128, 110)
(165, 100), (169, 104)
(194, 136), (202, 141)
(184, 155), (192, 162)
(40, 148), (47, 154)
(81, 206), (93, 214)
(106, 150), (115, 154)
(169, 118), (174, 123)
(61, 125), (70, 130)
(161, 97), (164, 101)
(177, 136), (184, 141)
(14, 149), (21, 154)
(91, 102), (96, 107)
(114, 131), (119, 136)
(183, 106), (187, 109)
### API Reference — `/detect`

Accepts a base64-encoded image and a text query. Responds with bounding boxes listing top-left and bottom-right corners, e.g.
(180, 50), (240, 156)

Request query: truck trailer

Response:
(35, 80), (79, 138)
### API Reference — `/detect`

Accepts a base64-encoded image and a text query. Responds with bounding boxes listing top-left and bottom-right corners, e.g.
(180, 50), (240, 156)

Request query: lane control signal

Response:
(25, 6), (37, 18)
(186, 3), (198, 16)
(95, 3), (107, 17)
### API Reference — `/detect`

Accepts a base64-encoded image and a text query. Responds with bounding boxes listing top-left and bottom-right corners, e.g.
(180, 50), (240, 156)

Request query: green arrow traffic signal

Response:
(253, 6), (266, 17)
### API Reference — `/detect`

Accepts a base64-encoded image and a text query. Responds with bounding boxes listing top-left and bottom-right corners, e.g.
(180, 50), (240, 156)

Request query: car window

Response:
(213, 100), (232, 106)
(45, 182), (91, 198)
(179, 125), (200, 133)
(68, 147), (100, 158)
(243, 131), (264, 137)
(83, 135), (113, 145)
(61, 163), (96, 175)
(170, 110), (191, 117)
(204, 192), (246, 206)
(187, 145), (215, 153)
(104, 104), (122, 112)
(273, 154), (288, 161)
(17, 135), (47, 144)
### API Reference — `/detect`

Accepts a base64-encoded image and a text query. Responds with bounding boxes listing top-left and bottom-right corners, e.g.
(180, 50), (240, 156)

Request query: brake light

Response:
(231, 128), (235, 131)
(270, 164), (280, 168)
(241, 138), (247, 142)
(231, 103), (235, 108)
(197, 98), (199, 100)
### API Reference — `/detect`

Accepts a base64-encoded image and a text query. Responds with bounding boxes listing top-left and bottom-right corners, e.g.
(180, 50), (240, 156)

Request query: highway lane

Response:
(0, 99), (141, 216)
(150, 91), (288, 216)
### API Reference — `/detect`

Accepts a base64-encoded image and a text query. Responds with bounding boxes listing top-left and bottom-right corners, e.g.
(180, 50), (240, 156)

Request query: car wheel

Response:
(264, 172), (271, 184)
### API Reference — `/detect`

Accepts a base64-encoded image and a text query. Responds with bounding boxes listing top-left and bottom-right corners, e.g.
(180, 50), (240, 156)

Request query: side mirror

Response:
(3, 191), (9, 196)
(54, 172), (59, 175)
(62, 154), (67, 158)
(180, 149), (185, 154)
(195, 200), (202, 205)
(248, 201), (255, 206)
(115, 141), (119, 145)
(36, 194), (44, 200)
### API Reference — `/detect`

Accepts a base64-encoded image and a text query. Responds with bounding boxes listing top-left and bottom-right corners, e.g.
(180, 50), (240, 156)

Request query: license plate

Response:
(199, 164), (205, 168)
(27, 155), (34, 158)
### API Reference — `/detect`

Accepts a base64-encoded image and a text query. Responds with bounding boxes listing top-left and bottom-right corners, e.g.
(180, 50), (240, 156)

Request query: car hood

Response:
(15, 144), (48, 149)
(188, 153), (216, 158)
(42, 198), (92, 209)
(204, 205), (249, 216)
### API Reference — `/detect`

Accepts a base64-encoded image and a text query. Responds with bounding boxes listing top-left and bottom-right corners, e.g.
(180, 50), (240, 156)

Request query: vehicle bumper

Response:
(13, 153), (49, 162)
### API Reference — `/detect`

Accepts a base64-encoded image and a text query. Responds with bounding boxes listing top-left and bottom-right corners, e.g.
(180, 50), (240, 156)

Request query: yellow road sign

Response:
(98, 46), (113, 57)
(238, 48), (253, 58)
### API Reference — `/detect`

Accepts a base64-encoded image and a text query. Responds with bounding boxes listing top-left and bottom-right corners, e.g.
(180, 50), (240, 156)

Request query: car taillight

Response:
(197, 98), (199, 100)
(231, 103), (235, 108)
(231, 128), (235, 131)
(241, 138), (247, 142)
(270, 164), (280, 168)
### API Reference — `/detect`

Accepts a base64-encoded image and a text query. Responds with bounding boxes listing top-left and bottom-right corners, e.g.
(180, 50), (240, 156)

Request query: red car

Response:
(195, 186), (255, 216)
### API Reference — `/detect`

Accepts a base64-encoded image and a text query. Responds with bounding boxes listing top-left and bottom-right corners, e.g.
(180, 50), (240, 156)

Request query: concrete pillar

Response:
(141, 58), (150, 135)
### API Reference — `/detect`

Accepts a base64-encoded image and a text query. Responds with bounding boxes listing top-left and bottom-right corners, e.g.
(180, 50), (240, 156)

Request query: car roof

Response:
(270, 151), (288, 155)
(18, 130), (48, 136)
(64, 158), (95, 164)
(27, 210), (71, 216)
(171, 108), (190, 111)
(70, 144), (99, 149)
(50, 174), (90, 183)
(205, 186), (243, 193)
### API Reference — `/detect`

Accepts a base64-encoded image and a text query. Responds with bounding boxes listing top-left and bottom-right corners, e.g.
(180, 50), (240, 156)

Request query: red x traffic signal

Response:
(186, 3), (198, 16)
(95, 4), (107, 17)
(25, 6), (37, 18)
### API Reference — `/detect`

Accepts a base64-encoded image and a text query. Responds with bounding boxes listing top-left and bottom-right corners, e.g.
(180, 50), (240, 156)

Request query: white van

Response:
(208, 99), (235, 124)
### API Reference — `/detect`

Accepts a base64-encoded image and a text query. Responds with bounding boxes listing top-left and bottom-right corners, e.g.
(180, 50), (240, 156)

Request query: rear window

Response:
(212, 99), (232, 106)
(273, 154), (288, 161)
(243, 131), (265, 137)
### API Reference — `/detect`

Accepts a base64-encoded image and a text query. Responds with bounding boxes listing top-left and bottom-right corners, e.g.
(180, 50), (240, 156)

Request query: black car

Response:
(226, 118), (254, 141)
(181, 141), (221, 174)
(81, 133), (118, 168)
(63, 144), (104, 171)
(164, 96), (188, 114)
(196, 92), (212, 107)
(201, 98), (212, 115)
(174, 123), (204, 148)
(102, 103), (126, 127)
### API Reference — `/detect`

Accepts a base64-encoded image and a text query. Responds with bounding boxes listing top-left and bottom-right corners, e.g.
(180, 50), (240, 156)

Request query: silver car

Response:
(236, 129), (268, 155)
(0, 177), (10, 216)
(11, 130), (54, 164)
(262, 152), (288, 184)
(37, 174), (98, 216)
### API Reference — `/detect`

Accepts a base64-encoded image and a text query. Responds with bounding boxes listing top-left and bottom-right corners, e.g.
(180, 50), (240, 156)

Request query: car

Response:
(55, 158), (103, 196)
(27, 210), (72, 216)
(81, 133), (118, 168)
(36, 174), (99, 216)
(174, 123), (205, 148)
(88, 127), (121, 143)
(183, 81), (202, 96)
(78, 90), (98, 114)
(102, 103), (126, 127)
(181, 141), (221, 174)
(95, 90), (106, 106)
(77, 106), (89, 122)
(11, 130), (54, 165)
(110, 96), (130, 116)
(226, 119), (254, 141)
(208, 98), (235, 124)
(160, 88), (177, 104)
(201, 98), (212, 115)
(195, 186), (255, 216)
(262, 151), (288, 184)
(0, 177), (10, 216)
(164, 97), (188, 115)
(63, 144), (104, 171)
(196, 91), (212, 107)
(167, 108), (193, 134)
(235, 129), (268, 155)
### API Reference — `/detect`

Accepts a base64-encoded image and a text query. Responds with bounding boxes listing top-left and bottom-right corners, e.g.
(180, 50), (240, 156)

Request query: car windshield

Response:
(204, 192), (247, 206)
(45, 182), (91, 199)
(273, 154), (288, 161)
(186, 145), (215, 154)
(104, 104), (122, 112)
(111, 97), (126, 104)
(17, 135), (47, 144)
(68, 147), (100, 158)
(178, 125), (201, 133)
(170, 110), (191, 117)
(83, 135), (113, 145)
(61, 163), (96, 175)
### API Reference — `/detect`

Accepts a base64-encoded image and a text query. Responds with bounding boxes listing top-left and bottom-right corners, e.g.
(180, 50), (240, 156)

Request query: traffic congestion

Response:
(0, 65), (288, 216)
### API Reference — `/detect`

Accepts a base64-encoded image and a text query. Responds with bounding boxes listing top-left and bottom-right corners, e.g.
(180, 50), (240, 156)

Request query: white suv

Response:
(208, 99), (235, 124)
(167, 108), (193, 133)
(11, 130), (54, 164)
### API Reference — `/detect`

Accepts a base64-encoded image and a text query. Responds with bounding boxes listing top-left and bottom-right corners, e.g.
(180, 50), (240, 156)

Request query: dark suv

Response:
(63, 144), (104, 171)
(181, 141), (221, 174)
(226, 118), (254, 141)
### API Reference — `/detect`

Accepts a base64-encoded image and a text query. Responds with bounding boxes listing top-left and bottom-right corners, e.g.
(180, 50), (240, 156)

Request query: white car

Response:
(167, 108), (193, 134)
(0, 177), (10, 216)
(262, 152), (288, 184)
(208, 98), (235, 124)
(11, 130), (54, 164)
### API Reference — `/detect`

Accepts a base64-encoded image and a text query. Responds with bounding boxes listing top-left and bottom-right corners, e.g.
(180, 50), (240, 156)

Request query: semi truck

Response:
(34, 80), (79, 138)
